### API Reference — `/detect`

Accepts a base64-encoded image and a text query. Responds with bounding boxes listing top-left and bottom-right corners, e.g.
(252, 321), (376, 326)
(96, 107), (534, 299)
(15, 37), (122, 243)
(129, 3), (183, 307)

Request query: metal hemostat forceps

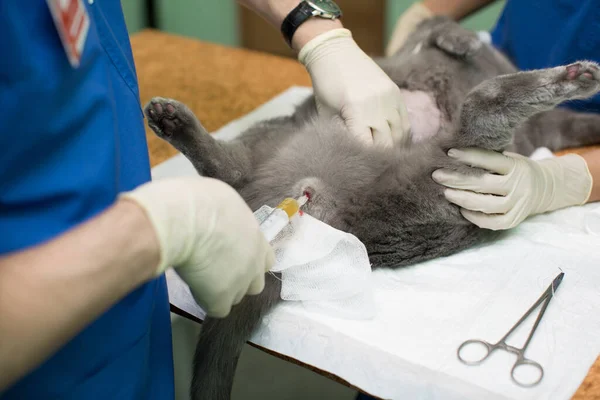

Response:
(457, 272), (565, 388)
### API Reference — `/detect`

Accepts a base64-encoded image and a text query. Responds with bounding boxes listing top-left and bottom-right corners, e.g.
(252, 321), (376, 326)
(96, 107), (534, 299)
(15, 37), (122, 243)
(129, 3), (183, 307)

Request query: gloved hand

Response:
(120, 176), (275, 317)
(432, 148), (593, 230)
(298, 28), (411, 147)
(385, 2), (434, 57)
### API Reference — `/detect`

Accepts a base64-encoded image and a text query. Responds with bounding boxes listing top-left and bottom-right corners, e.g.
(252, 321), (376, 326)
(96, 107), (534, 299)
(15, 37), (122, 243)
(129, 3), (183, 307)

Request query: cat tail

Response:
(190, 273), (282, 400)
(510, 108), (600, 155)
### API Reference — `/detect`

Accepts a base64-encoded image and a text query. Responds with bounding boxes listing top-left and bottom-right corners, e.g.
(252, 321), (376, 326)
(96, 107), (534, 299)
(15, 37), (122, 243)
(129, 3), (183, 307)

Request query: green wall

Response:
(384, 1), (506, 42)
(153, 0), (239, 46)
(121, 0), (148, 33)
(459, 1), (505, 31)
(121, 0), (505, 47)
(120, 0), (239, 46)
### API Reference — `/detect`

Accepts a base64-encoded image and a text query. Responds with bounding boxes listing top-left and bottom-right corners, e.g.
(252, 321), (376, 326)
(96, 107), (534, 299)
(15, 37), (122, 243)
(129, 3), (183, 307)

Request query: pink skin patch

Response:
(399, 89), (442, 143)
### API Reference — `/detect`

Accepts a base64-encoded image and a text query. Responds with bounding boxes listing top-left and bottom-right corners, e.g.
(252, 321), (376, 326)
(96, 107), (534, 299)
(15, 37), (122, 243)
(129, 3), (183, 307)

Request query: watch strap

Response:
(281, 2), (316, 47)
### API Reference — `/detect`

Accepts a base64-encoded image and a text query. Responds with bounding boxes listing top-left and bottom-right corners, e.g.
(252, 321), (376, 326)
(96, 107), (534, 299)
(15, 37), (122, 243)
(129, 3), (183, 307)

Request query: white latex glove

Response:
(432, 148), (593, 230)
(298, 28), (411, 147)
(120, 176), (275, 318)
(385, 2), (434, 57)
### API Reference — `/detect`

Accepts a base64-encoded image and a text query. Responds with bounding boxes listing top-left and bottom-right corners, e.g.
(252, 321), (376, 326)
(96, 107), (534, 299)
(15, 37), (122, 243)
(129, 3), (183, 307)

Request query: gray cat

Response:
(144, 17), (600, 400)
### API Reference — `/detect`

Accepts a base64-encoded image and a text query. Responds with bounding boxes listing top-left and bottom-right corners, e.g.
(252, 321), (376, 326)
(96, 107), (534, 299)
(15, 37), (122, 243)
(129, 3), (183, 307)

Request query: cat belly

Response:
(399, 89), (442, 143)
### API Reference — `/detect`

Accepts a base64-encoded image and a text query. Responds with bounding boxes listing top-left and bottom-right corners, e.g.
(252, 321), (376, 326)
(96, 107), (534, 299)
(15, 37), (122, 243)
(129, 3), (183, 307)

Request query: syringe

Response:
(259, 195), (309, 242)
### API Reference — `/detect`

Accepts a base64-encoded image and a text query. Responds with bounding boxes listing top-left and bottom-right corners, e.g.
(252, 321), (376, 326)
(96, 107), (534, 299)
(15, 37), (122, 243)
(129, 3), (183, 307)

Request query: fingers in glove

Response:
(232, 289), (246, 306)
(346, 122), (374, 146)
(432, 169), (510, 196)
(247, 273), (266, 296)
(385, 28), (403, 57)
(205, 298), (232, 318)
(341, 105), (376, 146)
(263, 242), (276, 272)
(247, 243), (272, 295)
(444, 188), (512, 214)
(460, 208), (518, 231)
(448, 148), (515, 175)
(388, 107), (412, 145)
(371, 121), (394, 148)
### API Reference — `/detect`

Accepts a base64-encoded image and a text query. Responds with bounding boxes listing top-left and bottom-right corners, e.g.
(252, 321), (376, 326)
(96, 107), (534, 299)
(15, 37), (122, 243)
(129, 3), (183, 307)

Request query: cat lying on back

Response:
(144, 17), (600, 400)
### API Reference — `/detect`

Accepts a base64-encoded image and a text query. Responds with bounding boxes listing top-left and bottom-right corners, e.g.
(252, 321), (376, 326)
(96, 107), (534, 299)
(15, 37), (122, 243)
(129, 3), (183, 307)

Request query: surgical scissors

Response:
(457, 272), (564, 388)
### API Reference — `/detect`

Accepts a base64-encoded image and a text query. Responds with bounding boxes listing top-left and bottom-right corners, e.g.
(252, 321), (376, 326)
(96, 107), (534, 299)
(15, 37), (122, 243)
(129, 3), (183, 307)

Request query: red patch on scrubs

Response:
(46, 0), (90, 68)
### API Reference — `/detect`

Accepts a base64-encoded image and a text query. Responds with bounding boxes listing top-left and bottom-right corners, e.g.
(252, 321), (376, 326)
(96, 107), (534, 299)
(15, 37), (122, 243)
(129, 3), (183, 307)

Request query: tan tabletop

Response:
(130, 29), (600, 399)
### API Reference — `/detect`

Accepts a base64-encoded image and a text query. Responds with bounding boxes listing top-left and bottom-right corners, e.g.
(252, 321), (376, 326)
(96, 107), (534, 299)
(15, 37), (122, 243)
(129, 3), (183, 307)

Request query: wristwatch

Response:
(281, 0), (343, 47)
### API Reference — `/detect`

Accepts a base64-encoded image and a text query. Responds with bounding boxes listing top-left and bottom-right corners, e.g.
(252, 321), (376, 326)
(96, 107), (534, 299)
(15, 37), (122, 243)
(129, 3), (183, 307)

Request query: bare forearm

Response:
(0, 199), (159, 390)
(422, 0), (497, 20)
(237, 0), (343, 50)
(581, 149), (600, 203)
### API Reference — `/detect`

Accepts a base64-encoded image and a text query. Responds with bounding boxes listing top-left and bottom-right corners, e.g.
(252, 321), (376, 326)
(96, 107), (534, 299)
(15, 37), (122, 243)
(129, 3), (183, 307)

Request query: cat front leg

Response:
(145, 97), (251, 188)
(456, 61), (600, 151)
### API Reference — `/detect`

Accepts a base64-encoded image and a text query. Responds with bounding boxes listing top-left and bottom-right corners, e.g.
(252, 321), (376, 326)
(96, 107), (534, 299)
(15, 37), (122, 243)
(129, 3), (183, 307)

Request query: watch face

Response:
(307, 0), (342, 16)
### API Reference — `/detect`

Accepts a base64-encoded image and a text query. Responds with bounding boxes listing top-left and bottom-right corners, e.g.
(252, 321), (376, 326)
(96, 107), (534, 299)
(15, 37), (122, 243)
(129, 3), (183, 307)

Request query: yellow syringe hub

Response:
(275, 195), (309, 218)
(276, 198), (298, 218)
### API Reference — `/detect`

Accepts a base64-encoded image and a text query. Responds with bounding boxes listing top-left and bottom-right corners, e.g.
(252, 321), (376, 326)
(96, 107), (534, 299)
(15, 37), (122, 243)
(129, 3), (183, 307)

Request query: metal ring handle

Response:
(511, 358), (544, 387)
(457, 339), (493, 365)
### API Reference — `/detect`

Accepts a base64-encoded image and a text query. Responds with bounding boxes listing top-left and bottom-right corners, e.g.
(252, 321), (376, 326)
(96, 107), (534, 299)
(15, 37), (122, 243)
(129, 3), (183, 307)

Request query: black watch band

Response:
(281, 2), (316, 47)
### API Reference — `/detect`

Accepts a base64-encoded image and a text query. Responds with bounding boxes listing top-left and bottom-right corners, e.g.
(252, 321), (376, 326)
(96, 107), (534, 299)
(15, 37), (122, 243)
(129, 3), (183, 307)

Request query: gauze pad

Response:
(254, 205), (375, 320)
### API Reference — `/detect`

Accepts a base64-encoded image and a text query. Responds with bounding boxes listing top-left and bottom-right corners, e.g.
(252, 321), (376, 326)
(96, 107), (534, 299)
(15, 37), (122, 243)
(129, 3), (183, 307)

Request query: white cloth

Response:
(152, 87), (600, 400)
(254, 205), (374, 320)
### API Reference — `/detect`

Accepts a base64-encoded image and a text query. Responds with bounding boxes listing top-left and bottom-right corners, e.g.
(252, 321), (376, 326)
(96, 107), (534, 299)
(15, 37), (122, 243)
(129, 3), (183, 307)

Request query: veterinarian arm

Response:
(238, 0), (412, 147)
(422, 0), (498, 20)
(431, 148), (597, 230)
(385, 0), (498, 56)
(581, 149), (600, 202)
(0, 176), (273, 391)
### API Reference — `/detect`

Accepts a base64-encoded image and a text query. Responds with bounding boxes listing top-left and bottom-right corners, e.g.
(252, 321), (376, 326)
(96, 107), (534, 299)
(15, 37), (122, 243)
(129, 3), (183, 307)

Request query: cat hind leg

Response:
(456, 61), (600, 151)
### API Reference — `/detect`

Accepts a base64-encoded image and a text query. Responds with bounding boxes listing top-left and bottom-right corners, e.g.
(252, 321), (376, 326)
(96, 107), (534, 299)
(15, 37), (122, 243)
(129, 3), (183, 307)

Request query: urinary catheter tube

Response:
(259, 195), (308, 242)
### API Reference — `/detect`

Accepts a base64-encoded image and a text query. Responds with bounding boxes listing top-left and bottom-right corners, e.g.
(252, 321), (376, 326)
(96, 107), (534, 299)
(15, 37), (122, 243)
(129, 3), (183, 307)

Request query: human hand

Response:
(298, 28), (411, 147)
(120, 176), (275, 317)
(432, 148), (593, 230)
(385, 2), (434, 57)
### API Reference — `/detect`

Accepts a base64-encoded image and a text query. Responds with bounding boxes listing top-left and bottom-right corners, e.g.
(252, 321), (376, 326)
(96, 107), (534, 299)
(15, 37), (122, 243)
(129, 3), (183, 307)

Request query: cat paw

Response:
(549, 61), (600, 99)
(433, 32), (482, 58)
(144, 97), (191, 140)
(564, 62), (600, 81)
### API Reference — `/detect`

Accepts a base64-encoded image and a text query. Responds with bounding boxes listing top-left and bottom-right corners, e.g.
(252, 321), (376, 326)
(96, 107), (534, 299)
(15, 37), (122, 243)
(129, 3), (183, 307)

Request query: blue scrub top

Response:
(0, 1), (174, 399)
(491, 0), (600, 113)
